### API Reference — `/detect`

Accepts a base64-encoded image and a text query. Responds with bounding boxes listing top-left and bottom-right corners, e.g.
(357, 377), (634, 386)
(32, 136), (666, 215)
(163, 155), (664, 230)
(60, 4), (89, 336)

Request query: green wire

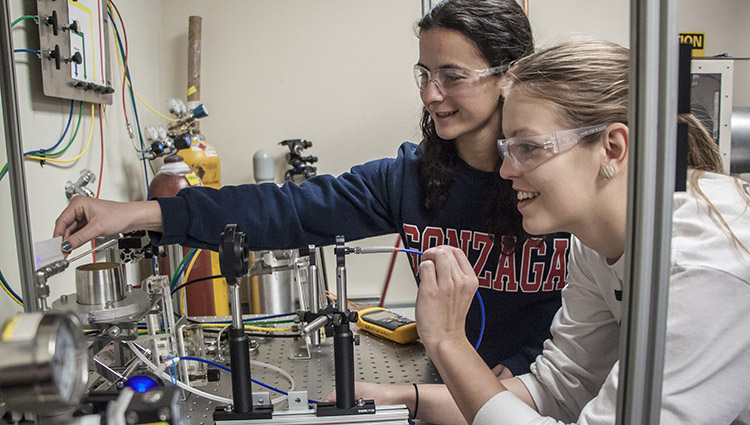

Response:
(170, 248), (198, 289)
(11, 15), (36, 27)
(250, 319), (295, 325)
(1, 103), (82, 182)
(34, 101), (84, 158)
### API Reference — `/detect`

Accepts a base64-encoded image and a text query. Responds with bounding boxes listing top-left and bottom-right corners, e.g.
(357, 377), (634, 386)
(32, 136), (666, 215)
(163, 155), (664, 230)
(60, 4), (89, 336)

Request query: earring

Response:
(600, 164), (615, 179)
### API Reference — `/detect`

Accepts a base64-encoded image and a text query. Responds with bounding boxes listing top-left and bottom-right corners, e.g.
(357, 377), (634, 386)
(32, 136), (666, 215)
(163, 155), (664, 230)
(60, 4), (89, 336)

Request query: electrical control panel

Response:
(36, 0), (113, 104)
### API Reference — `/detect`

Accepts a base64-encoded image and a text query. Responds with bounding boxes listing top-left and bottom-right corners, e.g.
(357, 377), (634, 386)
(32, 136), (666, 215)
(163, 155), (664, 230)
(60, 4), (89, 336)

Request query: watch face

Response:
(52, 321), (81, 403)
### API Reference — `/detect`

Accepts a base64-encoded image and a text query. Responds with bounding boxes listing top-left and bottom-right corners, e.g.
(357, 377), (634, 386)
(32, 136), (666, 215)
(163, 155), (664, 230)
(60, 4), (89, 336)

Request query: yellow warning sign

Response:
(679, 32), (705, 57)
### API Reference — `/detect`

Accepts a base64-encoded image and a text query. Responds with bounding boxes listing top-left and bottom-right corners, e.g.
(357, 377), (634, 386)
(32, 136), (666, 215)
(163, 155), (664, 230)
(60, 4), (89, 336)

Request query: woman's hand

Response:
(53, 196), (163, 252)
(415, 245), (479, 352)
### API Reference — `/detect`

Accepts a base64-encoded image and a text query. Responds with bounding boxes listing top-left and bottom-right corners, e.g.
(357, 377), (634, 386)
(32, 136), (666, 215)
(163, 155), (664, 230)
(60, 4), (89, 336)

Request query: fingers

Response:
(53, 201), (80, 240)
(53, 196), (98, 251)
(422, 245), (478, 292)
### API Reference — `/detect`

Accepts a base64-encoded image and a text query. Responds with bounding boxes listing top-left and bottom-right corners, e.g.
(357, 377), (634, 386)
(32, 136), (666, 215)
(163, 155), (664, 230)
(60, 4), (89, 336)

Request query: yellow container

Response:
(178, 133), (221, 189)
(177, 134), (228, 315)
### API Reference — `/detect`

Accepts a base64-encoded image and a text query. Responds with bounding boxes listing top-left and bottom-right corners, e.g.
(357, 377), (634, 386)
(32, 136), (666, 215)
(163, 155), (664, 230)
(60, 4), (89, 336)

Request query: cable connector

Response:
(126, 122), (135, 140)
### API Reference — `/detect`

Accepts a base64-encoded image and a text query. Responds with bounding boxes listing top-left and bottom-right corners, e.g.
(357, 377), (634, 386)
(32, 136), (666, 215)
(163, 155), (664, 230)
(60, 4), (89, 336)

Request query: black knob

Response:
(49, 45), (61, 70)
(172, 134), (191, 150)
(46, 11), (59, 36)
(149, 141), (164, 155)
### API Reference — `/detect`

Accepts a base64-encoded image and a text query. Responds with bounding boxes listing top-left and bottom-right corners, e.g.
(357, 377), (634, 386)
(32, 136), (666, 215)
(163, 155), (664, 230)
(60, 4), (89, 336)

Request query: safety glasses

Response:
(498, 124), (610, 172)
(413, 64), (505, 96)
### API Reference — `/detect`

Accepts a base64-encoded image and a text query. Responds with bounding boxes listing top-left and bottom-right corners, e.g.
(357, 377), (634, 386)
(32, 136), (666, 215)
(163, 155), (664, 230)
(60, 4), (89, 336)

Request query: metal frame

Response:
(1, 0), (37, 312)
(691, 59), (734, 173)
(617, 0), (677, 423)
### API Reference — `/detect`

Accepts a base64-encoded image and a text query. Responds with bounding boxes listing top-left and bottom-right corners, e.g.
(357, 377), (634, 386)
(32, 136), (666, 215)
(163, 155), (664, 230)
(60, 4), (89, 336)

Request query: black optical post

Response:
(312, 236), (375, 417)
(213, 224), (272, 421)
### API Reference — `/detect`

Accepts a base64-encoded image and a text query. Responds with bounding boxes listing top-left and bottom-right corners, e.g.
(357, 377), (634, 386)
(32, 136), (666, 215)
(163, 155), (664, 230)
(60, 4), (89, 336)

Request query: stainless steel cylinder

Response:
(254, 250), (296, 314)
(230, 284), (243, 329)
(75, 262), (125, 305)
(257, 270), (295, 313)
(336, 265), (348, 313)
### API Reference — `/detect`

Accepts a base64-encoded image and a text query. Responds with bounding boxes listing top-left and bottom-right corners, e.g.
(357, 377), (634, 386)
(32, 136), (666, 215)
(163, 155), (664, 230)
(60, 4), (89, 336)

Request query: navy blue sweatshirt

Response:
(154, 142), (568, 374)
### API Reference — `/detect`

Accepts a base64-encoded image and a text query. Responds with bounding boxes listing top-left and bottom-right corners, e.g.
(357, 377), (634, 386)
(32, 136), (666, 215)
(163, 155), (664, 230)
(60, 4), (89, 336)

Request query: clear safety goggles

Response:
(413, 64), (506, 96)
(497, 124), (610, 172)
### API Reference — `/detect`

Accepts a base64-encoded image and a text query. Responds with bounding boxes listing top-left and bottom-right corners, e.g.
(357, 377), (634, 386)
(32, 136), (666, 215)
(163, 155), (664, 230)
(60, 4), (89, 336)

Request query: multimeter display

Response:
(356, 307), (418, 344)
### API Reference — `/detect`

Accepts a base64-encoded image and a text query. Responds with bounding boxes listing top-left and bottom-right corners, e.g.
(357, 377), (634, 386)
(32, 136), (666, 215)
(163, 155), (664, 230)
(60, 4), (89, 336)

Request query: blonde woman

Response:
(349, 40), (750, 424)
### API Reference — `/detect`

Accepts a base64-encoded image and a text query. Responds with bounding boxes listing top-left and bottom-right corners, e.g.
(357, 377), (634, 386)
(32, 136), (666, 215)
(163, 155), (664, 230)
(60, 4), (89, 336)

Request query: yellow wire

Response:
(25, 104), (95, 163)
(180, 249), (202, 316)
(1, 284), (22, 307)
(325, 290), (367, 310)
(200, 323), (293, 332)
(110, 24), (177, 122)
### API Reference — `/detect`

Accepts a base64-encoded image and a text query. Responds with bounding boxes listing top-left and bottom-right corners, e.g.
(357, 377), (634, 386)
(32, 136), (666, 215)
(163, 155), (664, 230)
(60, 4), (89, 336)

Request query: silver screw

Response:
(125, 411), (139, 424)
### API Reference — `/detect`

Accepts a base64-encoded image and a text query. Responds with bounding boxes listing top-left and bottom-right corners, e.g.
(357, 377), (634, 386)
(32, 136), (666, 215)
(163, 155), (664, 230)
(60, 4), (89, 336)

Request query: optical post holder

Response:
(213, 224), (273, 421)
(307, 236), (375, 417)
(280, 139), (318, 181)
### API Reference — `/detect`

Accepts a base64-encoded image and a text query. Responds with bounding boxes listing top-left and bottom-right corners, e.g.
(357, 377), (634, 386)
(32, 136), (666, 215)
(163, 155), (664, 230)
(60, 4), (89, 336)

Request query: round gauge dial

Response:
(53, 321), (80, 403)
(0, 312), (87, 415)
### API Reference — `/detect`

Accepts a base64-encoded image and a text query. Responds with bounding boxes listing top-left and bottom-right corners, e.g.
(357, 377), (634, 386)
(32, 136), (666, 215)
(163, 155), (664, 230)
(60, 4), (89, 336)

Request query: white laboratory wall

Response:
(1, 1), (171, 321)
(527, 0), (750, 106)
(1, 0), (424, 324)
(3, 0), (749, 323)
(154, 0), (424, 306)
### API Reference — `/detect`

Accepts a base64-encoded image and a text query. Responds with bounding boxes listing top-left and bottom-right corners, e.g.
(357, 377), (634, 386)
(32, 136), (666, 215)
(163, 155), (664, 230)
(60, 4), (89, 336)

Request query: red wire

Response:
(97, 104), (104, 198)
(110, 0), (130, 125)
(93, 105), (104, 262)
(379, 235), (402, 307)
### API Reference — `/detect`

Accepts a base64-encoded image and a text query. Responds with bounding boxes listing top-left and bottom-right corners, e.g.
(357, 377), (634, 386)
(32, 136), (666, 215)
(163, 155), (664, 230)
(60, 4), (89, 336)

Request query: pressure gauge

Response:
(0, 312), (88, 415)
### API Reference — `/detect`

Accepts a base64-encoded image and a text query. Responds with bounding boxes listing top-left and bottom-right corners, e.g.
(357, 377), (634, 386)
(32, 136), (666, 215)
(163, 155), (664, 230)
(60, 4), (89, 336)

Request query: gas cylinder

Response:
(177, 134), (228, 315)
(178, 133), (221, 189)
(150, 154), (221, 316)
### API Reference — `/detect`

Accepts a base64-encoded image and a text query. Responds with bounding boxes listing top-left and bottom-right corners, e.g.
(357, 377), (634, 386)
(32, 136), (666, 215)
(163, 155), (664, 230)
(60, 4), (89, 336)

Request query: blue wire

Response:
(108, 8), (150, 199)
(135, 312), (298, 328)
(179, 356), (320, 404)
(0, 269), (23, 305)
(24, 100), (75, 156)
(169, 249), (199, 290)
(198, 312), (297, 324)
(399, 248), (485, 349)
(474, 290), (485, 351)
(165, 358), (175, 384)
(13, 48), (40, 54)
(166, 356), (177, 385)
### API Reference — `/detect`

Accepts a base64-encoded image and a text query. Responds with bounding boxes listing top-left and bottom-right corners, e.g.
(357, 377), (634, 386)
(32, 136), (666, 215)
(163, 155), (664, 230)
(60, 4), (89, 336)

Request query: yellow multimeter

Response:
(356, 307), (418, 344)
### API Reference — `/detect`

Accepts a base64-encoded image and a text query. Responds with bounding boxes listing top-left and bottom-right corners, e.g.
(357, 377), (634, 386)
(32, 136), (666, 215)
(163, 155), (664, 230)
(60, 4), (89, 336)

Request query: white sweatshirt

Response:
(474, 173), (750, 425)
